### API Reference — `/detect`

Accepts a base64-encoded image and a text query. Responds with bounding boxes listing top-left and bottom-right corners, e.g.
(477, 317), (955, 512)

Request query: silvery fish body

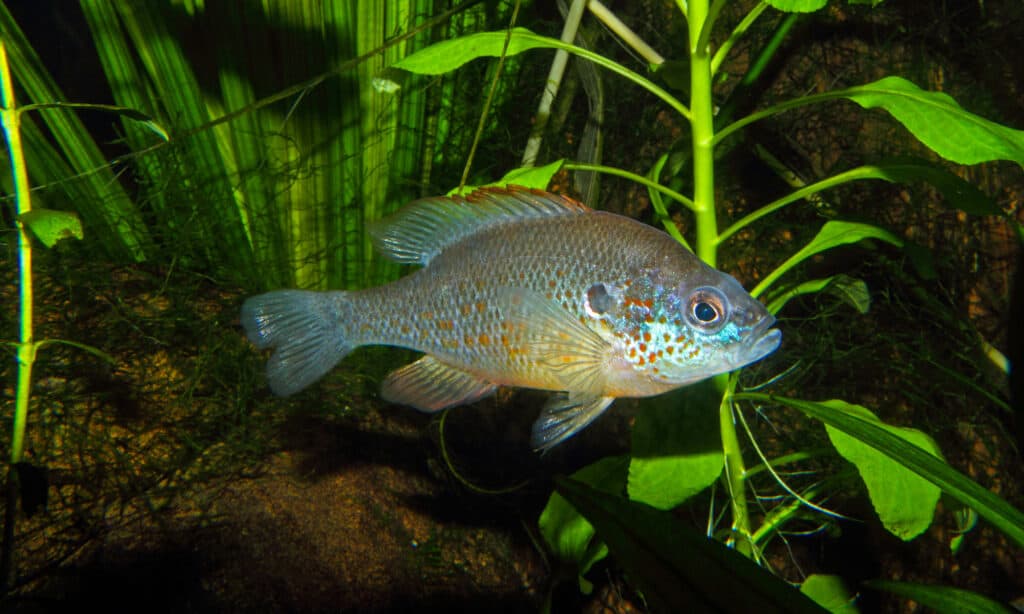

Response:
(241, 187), (781, 450)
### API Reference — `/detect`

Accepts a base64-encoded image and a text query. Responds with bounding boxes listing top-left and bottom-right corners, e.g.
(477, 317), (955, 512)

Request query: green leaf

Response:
(22, 102), (169, 141)
(628, 383), (724, 510)
(394, 28), (550, 75)
(754, 221), (902, 297)
(801, 575), (859, 614)
(765, 0), (828, 12)
(864, 580), (1014, 614)
(452, 160), (565, 196)
(766, 274), (870, 315)
(17, 209), (82, 247)
(554, 477), (830, 614)
(844, 77), (1024, 165)
(871, 158), (1003, 217)
(822, 401), (942, 540)
(495, 160), (564, 190)
(538, 455), (627, 591)
(736, 394), (1024, 549)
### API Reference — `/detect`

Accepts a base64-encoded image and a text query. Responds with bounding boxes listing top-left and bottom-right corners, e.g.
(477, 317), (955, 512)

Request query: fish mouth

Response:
(734, 316), (781, 367)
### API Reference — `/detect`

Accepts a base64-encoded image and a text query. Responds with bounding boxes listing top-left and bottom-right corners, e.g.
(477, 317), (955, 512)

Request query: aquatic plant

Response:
(393, 0), (1024, 609)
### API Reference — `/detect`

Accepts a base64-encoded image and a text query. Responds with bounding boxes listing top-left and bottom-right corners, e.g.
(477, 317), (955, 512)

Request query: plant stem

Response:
(0, 37), (34, 591)
(687, 0), (752, 555)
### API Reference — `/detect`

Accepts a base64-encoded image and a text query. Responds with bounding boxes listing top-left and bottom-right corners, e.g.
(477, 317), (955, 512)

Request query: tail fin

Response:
(240, 290), (354, 396)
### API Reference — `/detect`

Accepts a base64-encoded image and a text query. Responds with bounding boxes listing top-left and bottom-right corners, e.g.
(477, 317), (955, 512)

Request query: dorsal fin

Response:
(369, 186), (589, 265)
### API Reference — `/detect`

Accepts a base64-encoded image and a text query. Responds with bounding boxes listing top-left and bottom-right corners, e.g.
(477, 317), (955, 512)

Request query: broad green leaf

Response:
(495, 160), (563, 190)
(452, 160), (565, 195)
(844, 77), (1024, 165)
(822, 401), (942, 540)
(538, 455), (627, 592)
(801, 575), (859, 614)
(765, 0), (828, 12)
(766, 274), (870, 315)
(753, 221), (902, 297)
(394, 28), (550, 75)
(17, 209), (82, 247)
(628, 383), (723, 510)
(554, 477), (829, 614)
(864, 580), (1014, 614)
(736, 393), (1024, 549)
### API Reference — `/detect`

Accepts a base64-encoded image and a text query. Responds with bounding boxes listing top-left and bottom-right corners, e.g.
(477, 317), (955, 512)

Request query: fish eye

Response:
(686, 287), (729, 330)
(694, 301), (717, 322)
(585, 283), (613, 315)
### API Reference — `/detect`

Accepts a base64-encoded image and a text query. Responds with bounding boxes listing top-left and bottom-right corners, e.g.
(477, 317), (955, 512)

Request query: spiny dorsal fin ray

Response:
(369, 186), (589, 265)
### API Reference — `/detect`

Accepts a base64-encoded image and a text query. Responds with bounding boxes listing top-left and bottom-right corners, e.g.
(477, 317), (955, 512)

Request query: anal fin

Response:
(381, 355), (497, 412)
(531, 393), (615, 452)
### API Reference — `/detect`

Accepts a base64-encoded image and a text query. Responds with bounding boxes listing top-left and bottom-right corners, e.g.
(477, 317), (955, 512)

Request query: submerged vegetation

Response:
(0, 0), (1022, 612)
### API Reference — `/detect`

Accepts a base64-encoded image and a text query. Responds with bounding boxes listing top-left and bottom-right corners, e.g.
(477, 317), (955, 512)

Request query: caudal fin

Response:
(240, 290), (353, 396)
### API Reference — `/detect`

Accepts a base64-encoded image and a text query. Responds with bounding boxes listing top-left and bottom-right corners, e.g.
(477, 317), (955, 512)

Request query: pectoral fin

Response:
(531, 393), (615, 452)
(497, 287), (610, 397)
(381, 355), (497, 412)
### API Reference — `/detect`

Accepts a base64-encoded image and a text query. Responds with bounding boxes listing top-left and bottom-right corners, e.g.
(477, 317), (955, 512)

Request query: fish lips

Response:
(733, 315), (781, 368)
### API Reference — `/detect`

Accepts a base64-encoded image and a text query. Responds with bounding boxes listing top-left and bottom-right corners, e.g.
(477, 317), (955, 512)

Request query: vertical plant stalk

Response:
(0, 38), (33, 589)
(520, 0), (585, 168)
(686, 2), (752, 554)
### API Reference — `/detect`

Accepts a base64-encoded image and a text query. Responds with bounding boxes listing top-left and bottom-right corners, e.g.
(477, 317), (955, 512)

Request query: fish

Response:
(240, 187), (781, 451)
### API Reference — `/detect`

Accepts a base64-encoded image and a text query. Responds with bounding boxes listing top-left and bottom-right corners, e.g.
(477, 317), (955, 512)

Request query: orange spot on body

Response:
(648, 352), (657, 363)
(642, 331), (652, 343)
(663, 333), (671, 343)
(478, 334), (491, 346)
(421, 311), (434, 320)
(401, 324), (410, 334)
(461, 304), (473, 316)
(639, 343), (647, 353)
(464, 335), (475, 346)
(476, 301), (487, 313)
(666, 346), (675, 355)
(548, 279), (557, 288)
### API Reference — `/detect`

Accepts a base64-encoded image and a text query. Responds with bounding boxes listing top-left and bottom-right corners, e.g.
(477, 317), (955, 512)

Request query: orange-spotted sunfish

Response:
(241, 187), (781, 450)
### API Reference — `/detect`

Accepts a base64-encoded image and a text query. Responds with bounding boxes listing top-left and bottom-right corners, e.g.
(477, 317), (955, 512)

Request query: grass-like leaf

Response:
(739, 394), (1024, 549)
(864, 580), (1015, 614)
(554, 476), (829, 614)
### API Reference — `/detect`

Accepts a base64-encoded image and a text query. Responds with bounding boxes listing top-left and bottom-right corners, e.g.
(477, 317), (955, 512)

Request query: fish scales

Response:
(241, 187), (781, 450)
(352, 211), (678, 391)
